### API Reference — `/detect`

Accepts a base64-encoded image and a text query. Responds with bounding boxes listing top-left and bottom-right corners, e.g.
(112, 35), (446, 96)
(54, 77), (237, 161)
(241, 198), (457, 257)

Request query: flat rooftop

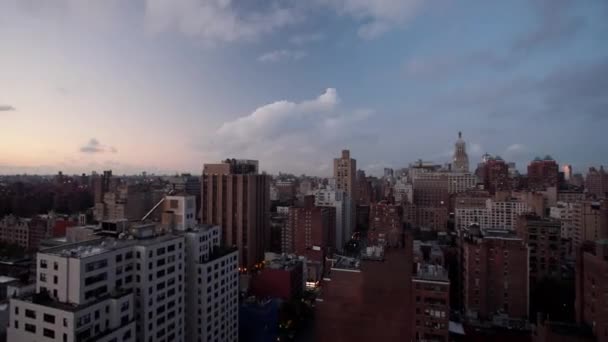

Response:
(329, 255), (360, 272)
(41, 233), (183, 259)
(413, 263), (449, 282)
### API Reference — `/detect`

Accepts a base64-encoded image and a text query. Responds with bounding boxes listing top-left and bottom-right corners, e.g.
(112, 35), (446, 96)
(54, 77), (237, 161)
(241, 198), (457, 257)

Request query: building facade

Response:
(201, 160), (270, 268)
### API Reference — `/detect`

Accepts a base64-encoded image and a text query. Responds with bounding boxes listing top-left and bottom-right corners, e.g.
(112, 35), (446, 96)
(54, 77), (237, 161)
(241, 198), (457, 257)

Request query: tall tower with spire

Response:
(453, 131), (469, 172)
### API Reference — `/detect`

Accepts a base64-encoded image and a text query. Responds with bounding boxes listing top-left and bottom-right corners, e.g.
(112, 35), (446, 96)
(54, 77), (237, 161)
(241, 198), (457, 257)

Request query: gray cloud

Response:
(80, 138), (118, 154)
(0, 105), (16, 111)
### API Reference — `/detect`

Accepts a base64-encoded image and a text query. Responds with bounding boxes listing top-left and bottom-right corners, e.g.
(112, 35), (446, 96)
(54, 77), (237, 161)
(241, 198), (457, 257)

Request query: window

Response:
(40, 273), (47, 282)
(54, 275), (58, 284)
(13, 320), (18, 329)
(116, 254), (123, 262)
(25, 323), (36, 333)
(40, 259), (48, 269)
(43, 313), (55, 324)
(25, 309), (36, 319)
(54, 262), (58, 270)
(44, 328), (55, 338)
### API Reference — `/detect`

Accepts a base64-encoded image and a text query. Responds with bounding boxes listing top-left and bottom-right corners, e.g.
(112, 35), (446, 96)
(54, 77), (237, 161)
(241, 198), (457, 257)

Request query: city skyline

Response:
(1, 0), (608, 176)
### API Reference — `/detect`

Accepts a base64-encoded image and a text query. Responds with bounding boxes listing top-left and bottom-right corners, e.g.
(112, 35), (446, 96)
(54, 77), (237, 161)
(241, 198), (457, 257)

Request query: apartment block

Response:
(460, 226), (529, 321)
(576, 241), (608, 342)
(516, 214), (562, 286)
(184, 225), (239, 342)
(455, 198), (529, 231)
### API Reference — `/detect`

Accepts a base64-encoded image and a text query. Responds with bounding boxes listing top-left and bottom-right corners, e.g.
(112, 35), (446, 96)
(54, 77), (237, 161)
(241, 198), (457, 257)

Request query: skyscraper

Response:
(334, 150), (356, 238)
(563, 164), (573, 182)
(201, 159), (270, 269)
(452, 132), (469, 173)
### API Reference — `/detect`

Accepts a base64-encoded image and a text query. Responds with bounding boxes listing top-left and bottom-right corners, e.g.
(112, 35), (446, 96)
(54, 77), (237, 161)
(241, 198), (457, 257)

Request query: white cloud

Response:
(289, 32), (325, 45)
(144, 0), (300, 43)
(317, 0), (425, 39)
(257, 49), (307, 63)
(505, 143), (526, 153)
(203, 88), (374, 174)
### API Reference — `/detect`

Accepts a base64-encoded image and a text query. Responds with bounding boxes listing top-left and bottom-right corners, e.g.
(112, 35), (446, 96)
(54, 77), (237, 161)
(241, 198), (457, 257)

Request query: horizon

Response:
(2, 0), (607, 176)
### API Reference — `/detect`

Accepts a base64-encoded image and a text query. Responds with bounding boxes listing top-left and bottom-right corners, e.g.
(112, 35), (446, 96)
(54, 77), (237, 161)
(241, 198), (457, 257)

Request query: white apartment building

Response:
(550, 201), (582, 243)
(185, 225), (239, 342)
(8, 225), (186, 342)
(314, 188), (350, 251)
(455, 199), (529, 231)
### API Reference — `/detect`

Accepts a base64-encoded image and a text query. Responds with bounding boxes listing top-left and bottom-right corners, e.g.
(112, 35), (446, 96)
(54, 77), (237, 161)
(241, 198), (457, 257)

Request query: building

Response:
(412, 241), (450, 341)
(477, 156), (510, 194)
(334, 150), (357, 233)
(94, 184), (153, 222)
(534, 315), (595, 342)
(452, 131), (470, 173)
(0, 215), (51, 250)
(314, 249), (414, 341)
(356, 170), (373, 205)
(7, 227), (184, 342)
(201, 159), (270, 268)
(239, 297), (280, 342)
(250, 255), (303, 301)
(516, 214), (562, 287)
(528, 156), (560, 190)
(455, 198), (529, 231)
(184, 225), (239, 342)
(275, 180), (296, 203)
(403, 204), (448, 232)
(159, 195), (197, 231)
(585, 166), (608, 198)
(550, 200), (608, 250)
(551, 202), (583, 245)
(93, 170), (113, 204)
(393, 180), (413, 204)
(314, 187), (349, 251)
(412, 173), (449, 207)
(413, 263), (450, 342)
(447, 173), (478, 194)
(369, 201), (403, 246)
(563, 165), (573, 182)
(575, 240), (608, 342)
(460, 226), (529, 322)
(288, 196), (335, 264)
(7, 222), (239, 342)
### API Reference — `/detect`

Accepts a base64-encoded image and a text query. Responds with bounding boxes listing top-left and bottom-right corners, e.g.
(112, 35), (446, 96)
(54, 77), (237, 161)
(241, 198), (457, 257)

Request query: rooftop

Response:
(329, 255), (360, 272)
(41, 233), (183, 259)
(413, 263), (449, 282)
(17, 288), (133, 312)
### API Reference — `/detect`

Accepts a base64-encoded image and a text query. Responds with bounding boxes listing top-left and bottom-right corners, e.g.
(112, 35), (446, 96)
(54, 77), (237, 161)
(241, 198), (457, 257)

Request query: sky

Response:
(1, 0), (607, 176)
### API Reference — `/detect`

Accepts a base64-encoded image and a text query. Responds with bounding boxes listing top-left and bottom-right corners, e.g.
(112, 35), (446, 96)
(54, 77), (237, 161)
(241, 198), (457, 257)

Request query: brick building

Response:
(527, 156), (559, 190)
(516, 214), (563, 286)
(477, 156), (510, 194)
(369, 201), (403, 246)
(289, 196), (335, 263)
(460, 225), (529, 321)
(250, 256), (303, 301)
(575, 240), (608, 342)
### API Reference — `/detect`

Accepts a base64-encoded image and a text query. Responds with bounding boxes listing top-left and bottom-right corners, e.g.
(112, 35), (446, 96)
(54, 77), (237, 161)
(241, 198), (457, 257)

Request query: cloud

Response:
(0, 105), (16, 111)
(513, 0), (585, 52)
(404, 1), (588, 78)
(257, 49), (307, 63)
(144, 0), (300, 44)
(289, 32), (325, 45)
(80, 138), (118, 154)
(505, 144), (526, 153)
(317, 0), (425, 39)
(199, 88), (375, 173)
